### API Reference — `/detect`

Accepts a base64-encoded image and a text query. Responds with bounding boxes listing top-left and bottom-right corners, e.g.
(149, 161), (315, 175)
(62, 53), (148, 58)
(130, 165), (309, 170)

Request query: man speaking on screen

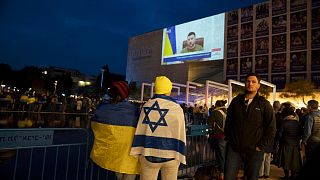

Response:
(181, 32), (204, 53)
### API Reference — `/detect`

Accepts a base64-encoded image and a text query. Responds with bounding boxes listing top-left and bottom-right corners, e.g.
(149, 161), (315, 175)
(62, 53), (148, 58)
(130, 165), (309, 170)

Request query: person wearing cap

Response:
(90, 81), (140, 180)
(130, 76), (186, 180)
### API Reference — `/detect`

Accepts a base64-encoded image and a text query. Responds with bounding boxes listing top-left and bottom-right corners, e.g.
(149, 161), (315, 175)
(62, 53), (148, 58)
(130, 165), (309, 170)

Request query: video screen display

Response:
(161, 13), (225, 65)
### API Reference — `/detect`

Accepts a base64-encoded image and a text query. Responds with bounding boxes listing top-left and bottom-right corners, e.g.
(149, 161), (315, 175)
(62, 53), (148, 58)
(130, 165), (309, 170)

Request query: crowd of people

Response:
(1, 73), (320, 180)
(0, 90), (99, 128)
(89, 73), (320, 180)
(0, 91), (98, 113)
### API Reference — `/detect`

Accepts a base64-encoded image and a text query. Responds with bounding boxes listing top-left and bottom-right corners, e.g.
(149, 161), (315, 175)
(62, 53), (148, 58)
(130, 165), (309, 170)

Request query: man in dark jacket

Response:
(224, 73), (276, 180)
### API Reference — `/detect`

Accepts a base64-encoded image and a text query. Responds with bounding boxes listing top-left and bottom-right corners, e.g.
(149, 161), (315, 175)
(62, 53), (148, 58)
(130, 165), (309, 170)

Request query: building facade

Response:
(126, 0), (320, 90)
(225, 0), (320, 89)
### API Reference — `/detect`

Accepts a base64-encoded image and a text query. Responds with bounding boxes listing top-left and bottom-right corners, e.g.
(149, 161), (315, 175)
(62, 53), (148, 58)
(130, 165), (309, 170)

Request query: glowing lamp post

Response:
(54, 81), (58, 95)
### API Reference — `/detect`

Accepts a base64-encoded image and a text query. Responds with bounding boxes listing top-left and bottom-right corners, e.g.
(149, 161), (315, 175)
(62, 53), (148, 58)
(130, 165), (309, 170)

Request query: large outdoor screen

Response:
(161, 13), (225, 65)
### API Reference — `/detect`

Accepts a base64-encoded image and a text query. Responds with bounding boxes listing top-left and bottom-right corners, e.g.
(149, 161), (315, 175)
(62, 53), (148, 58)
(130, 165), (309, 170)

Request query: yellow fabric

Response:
(163, 33), (173, 56)
(6, 95), (13, 103)
(20, 95), (28, 102)
(154, 76), (172, 95)
(27, 97), (36, 104)
(90, 122), (140, 174)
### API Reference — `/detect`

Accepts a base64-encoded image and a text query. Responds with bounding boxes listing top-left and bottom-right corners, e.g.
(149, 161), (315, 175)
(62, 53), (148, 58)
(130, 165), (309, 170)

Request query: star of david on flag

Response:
(142, 100), (169, 132)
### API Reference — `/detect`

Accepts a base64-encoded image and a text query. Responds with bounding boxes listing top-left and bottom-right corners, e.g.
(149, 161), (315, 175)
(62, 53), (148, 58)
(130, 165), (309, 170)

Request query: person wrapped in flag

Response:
(90, 81), (140, 180)
(130, 76), (186, 180)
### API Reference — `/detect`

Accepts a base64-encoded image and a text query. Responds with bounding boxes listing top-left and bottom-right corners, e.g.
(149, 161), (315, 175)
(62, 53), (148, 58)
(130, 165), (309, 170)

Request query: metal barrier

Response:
(178, 125), (215, 178)
(0, 128), (91, 180)
(0, 126), (214, 180)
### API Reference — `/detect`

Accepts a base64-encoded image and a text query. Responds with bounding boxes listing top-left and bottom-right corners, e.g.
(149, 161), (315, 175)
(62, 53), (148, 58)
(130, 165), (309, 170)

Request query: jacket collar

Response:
(152, 94), (177, 103)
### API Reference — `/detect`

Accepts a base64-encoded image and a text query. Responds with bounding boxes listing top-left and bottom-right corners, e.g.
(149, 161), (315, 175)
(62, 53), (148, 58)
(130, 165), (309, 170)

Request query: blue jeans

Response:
(210, 138), (227, 173)
(224, 144), (263, 180)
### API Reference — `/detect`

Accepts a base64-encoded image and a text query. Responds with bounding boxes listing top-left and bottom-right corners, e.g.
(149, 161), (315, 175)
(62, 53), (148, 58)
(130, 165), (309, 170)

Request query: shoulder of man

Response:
(232, 93), (245, 103)
(195, 44), (203, 50)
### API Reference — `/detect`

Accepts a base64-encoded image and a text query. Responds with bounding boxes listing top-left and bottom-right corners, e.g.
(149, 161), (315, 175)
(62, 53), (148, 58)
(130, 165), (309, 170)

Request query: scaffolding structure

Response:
(140, 79), (277, 106)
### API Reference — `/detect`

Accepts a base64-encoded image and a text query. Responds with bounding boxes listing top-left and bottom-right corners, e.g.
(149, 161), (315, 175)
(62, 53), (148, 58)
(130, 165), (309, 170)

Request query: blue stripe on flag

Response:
(92, 101), (139, 127)
(132, 135), (186, 155)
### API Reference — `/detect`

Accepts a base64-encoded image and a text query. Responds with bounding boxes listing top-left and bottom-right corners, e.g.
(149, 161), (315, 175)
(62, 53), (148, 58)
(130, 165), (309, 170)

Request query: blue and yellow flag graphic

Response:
(163, 26), (177, 56)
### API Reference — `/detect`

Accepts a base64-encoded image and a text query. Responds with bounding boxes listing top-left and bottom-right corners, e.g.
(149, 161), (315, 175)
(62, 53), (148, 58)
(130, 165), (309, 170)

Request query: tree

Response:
(14, 66), (42, 90)
(231, 84), (244, 97)
(0, 63), (13, 85)
(56, 72), (73, 95)
(259, 84), (273, 99)
(280, 80), (316, 105)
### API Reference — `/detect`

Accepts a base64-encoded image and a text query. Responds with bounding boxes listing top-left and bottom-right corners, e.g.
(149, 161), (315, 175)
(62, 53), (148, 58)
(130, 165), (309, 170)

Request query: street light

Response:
(54, 81), (58, 95)
(100, 69), (105, 88)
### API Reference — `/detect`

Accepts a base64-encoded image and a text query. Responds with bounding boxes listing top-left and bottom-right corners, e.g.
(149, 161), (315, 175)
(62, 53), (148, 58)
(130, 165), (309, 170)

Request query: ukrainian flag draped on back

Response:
(90, 101), (140, 174)
(163, 26), (177, 56)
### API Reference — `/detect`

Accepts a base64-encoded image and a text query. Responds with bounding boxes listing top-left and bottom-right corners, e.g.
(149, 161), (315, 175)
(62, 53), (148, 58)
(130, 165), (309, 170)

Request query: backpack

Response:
(213, 109), (227, 132)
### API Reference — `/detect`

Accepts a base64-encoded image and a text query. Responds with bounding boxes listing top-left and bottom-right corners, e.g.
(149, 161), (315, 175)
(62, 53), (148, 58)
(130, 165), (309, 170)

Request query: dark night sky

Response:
(0, 0), (266, 76)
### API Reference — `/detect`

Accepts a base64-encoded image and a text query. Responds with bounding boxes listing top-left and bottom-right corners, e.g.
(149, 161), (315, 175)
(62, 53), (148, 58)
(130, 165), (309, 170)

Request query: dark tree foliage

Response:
(0, 63), (13, 85)
(42, 72), (73, 95)
(280, 80), (316, 105)
(56, 72), (73, 95)
(14, 66), (42, 91)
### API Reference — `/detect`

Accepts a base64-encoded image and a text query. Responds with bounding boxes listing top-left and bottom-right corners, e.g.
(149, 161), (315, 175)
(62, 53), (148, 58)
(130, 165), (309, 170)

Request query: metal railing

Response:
(0, 126), (214, 180)
(178, 125), (215, 178)
(0, 128), (89, 180)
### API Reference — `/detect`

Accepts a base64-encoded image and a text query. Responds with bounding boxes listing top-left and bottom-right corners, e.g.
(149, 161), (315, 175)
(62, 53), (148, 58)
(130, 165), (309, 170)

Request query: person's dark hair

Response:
(215, 100), (227, 107)
(245, 72), (261, 83)
(273, 100), (281, 110)
(281, 105), (296, 117)
(188, 32), (196, 37)
(308, 100), (319, 110)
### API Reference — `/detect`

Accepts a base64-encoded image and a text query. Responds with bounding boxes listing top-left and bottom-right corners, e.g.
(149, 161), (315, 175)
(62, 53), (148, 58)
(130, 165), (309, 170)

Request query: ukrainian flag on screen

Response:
(90, 101), (140, 174)
(163, 26), (177, 56)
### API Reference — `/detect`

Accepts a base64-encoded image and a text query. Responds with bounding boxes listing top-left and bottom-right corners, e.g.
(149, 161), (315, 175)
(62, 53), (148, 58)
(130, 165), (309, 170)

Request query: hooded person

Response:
(90, 81), (140, 180)
(130, 76), (186, 180)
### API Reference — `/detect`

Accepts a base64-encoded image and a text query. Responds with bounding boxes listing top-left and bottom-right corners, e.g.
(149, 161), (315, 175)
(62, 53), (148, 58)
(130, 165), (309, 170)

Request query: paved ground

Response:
(178, 164), (285, 179)
(267, 164), (284, 180)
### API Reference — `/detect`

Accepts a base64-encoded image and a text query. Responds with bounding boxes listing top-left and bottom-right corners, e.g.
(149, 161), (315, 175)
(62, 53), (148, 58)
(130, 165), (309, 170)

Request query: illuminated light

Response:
(1, 85), (5, 87)
(78, 81), (86, 86)
(78, 81), (91, 86)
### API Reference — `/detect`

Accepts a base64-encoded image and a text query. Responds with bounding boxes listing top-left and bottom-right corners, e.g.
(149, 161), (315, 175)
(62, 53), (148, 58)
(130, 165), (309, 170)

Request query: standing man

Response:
(180, 32), (203, 53)
(302, 100), (320, 161)
(130, 76), (186, 180)
(224, 73), (276, 180)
